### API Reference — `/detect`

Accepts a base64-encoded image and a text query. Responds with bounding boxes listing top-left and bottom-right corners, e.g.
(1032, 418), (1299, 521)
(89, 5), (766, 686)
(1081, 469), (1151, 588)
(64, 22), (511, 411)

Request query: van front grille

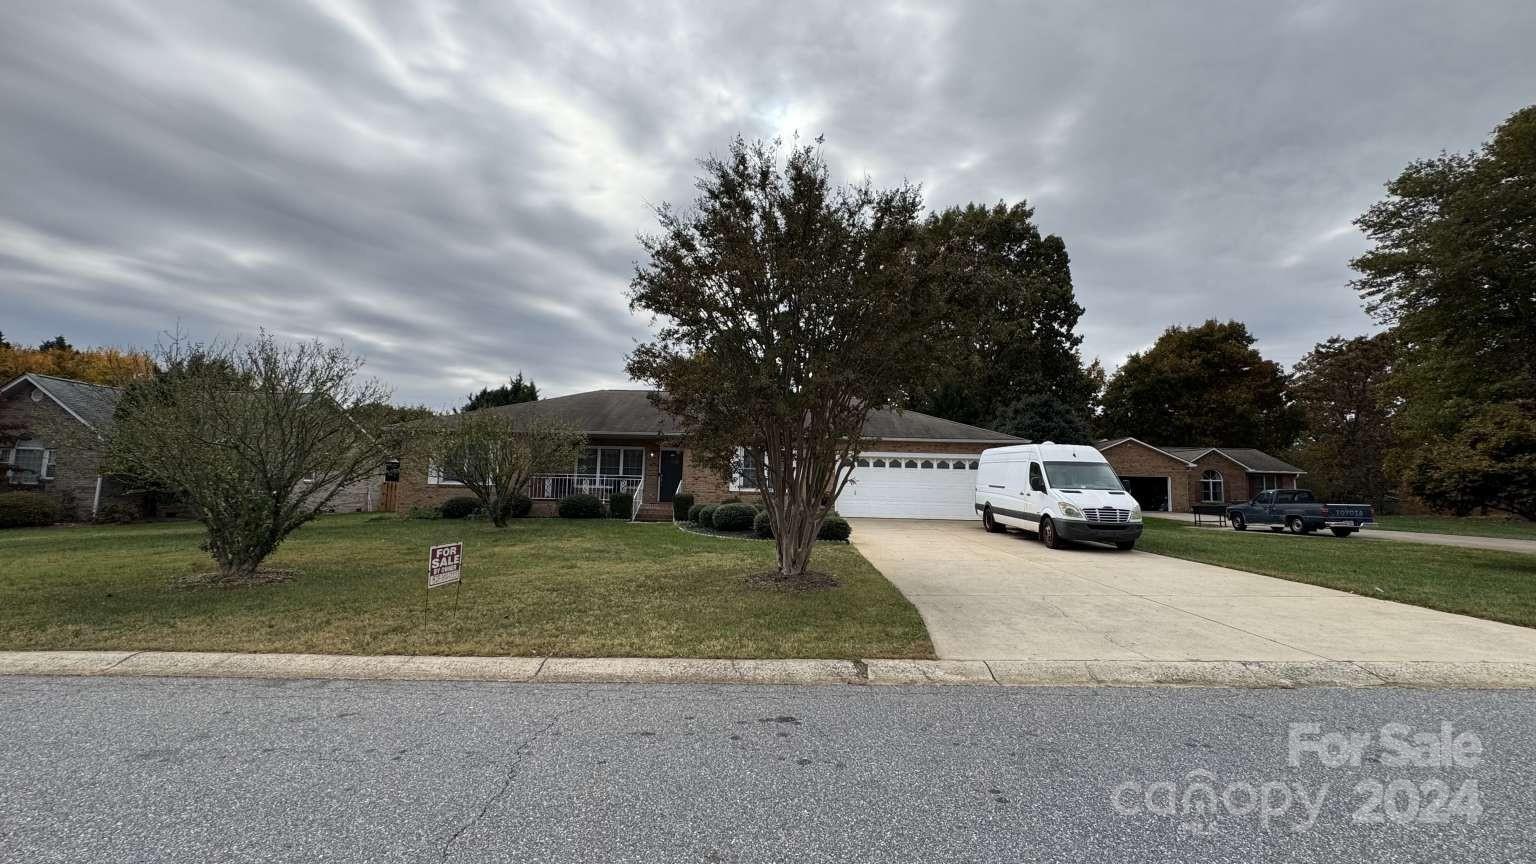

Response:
(1082, 507), (1130, 523)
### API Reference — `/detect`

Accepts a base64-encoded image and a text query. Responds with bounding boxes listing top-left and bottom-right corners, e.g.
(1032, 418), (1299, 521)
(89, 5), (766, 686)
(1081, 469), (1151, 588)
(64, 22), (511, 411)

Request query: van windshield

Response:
(1043, 461), (1124, 491)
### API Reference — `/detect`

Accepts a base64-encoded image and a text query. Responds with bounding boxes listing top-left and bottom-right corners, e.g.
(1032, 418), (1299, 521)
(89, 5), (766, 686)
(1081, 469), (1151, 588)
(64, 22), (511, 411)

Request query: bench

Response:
(1192, 504), (1228, 527)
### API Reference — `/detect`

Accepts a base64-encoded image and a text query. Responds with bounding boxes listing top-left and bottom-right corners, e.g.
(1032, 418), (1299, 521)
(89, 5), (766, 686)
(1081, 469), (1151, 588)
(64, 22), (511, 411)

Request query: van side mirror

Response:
(1030, 476), (1046, 493)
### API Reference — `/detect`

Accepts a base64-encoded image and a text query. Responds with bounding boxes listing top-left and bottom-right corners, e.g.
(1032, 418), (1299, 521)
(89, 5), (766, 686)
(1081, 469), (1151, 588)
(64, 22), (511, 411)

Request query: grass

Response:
(1372, 514), (1536, 541)
(0, 515), (933, 659)
(1137, 518), (1536, 629)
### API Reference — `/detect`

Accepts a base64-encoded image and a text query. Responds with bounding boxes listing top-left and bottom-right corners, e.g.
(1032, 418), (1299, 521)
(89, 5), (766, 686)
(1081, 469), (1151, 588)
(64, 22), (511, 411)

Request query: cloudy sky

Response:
(2, 1), (1532, 407)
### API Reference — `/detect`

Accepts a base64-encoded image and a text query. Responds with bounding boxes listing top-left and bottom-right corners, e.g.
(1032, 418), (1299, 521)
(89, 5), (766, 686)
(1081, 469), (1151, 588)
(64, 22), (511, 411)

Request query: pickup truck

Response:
(1226, 489), (1375, 537)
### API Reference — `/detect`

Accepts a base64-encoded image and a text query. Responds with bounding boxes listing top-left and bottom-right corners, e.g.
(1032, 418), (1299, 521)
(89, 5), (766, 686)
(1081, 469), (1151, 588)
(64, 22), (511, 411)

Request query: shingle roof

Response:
(481, 389), (1020, 442)
(4, 373), (124, 430)
(1161, 445), (1305, 474)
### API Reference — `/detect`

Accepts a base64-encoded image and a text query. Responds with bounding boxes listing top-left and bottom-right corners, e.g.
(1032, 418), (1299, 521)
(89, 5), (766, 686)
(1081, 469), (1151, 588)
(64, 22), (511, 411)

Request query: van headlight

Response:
(1129, 501), (1142, 522)
(1060, 503), (1084, 520)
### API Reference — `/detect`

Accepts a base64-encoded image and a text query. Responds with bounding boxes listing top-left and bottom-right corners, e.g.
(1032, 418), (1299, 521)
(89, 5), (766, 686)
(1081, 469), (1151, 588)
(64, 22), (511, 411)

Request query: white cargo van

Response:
(974, 443), (1143, 550)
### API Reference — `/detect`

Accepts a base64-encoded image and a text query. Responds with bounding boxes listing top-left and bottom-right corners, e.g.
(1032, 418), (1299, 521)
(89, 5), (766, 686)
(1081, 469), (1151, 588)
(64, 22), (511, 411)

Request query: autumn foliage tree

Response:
(627, 137), (962, 580)
(0, 336), (154, 387)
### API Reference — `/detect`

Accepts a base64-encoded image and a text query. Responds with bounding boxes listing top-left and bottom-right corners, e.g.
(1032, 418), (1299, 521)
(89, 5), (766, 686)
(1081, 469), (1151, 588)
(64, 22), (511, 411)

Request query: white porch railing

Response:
(528, 474), (643, 500)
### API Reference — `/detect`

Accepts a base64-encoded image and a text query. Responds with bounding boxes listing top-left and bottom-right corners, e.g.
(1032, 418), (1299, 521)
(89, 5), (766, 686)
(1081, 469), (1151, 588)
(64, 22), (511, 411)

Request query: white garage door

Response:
(835, 453), (981, 519)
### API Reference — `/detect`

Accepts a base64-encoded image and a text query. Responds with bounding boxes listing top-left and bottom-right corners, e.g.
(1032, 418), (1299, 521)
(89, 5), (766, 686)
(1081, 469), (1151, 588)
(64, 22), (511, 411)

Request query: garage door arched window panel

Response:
(920, 460), (934, 469)
(904, 459), (918, 469)
(936, 460), (949, 469)
(872, 459), (885, 468)
(1200, 469), (1225, 503)
(856, 458), (869, 468)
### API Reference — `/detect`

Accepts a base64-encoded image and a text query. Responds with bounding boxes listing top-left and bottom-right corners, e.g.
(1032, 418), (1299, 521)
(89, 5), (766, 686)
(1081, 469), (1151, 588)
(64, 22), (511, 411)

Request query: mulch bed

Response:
(172, 569), (300, 590)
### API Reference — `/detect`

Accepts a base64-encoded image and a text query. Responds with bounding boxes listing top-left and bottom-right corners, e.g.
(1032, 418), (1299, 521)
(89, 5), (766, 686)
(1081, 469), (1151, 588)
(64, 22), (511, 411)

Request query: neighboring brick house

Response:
(0, 373), (383, 520)
(396, 389), (1021, 520)
(1095, 437), (1305, 513)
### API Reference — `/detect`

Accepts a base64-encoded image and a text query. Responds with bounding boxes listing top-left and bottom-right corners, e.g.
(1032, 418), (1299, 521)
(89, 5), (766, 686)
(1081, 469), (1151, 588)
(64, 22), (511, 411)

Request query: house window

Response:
(427, 459), (467, 486)
(730, 448), (760, 491)
(1255, 474), (1281, 492)
(576, 446), (644, 478)
(5, 447), (54, 485)
(1200, 469), (1224, 503)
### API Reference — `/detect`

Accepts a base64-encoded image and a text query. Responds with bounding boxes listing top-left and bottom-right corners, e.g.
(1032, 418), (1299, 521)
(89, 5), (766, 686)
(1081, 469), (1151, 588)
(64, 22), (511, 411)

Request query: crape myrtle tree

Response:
(106, 333), (389, 583)
(407, 410), (585, 527)
(627, 137), (964, 580)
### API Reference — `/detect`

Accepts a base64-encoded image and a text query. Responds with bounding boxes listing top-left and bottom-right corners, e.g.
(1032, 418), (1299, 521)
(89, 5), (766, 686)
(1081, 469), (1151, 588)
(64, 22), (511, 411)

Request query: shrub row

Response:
(681, 499), (852, 541)
(0, 492), (61, 529)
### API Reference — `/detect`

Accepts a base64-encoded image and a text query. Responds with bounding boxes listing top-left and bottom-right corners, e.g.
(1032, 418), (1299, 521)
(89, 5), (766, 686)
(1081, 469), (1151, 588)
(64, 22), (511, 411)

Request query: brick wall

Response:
(0, 381), (123, 519)
(1099, 441), (1194, 513)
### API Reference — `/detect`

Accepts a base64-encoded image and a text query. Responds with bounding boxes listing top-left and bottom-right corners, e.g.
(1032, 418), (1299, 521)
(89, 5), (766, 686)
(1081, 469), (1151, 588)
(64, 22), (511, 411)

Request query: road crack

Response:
(438, 700), (584, 862)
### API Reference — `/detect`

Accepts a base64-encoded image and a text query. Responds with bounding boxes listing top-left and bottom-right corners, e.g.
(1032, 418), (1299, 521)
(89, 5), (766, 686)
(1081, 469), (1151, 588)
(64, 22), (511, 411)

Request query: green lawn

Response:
(1372, 514), (1536, 541)
(0, 515), (933, 659)
(1137, 518), (1536, 628)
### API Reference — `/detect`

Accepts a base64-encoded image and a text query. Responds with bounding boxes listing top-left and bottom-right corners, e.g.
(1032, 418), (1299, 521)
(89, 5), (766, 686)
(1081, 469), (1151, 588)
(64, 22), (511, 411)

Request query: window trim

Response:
(4, 446), (55, 485)
(1200, 469), (1224, 504)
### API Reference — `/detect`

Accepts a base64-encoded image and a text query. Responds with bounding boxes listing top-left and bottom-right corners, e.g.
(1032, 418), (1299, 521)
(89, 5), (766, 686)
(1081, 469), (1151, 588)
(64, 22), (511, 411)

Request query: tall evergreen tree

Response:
(462, 372), (539, 412)
(909, 202), (1099, 428)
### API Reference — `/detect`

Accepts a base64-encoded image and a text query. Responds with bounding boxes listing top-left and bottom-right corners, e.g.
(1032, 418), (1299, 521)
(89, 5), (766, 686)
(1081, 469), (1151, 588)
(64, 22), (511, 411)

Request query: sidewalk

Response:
(5, 650), (1536, 688)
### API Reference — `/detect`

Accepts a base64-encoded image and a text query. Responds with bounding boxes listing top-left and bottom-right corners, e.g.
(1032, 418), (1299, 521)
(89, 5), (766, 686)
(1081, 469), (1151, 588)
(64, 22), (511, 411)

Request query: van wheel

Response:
(1286, 517), (1305, 535)
(982, 506), (1006, 533)
(1231, 513), (1246, 531)
(1040, 517), (1063, 549)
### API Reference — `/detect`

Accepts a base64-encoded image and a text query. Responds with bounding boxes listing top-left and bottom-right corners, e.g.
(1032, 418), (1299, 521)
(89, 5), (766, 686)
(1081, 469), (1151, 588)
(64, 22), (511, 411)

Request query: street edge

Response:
(3, 652), (1536, 689)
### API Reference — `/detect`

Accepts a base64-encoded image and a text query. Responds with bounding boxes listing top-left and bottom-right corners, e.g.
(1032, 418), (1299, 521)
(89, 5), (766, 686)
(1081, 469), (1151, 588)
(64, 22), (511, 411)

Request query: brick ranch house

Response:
(1, 372), (383, 520)
(1094, 437), (1306, 513)
(396, 389), (1022, 520)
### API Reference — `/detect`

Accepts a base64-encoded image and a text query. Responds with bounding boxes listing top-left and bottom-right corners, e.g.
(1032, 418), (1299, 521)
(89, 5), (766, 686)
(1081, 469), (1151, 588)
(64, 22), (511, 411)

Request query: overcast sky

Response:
(3, 1), (1532, 408)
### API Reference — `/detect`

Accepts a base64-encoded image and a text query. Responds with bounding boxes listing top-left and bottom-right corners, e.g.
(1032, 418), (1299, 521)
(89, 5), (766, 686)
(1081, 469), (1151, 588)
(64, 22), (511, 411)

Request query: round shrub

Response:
(818, 514), (852, 541)
(439, 496), (480, 520)
(94, 502), (143, 524)
(608, 492), (634, 519)
(687, 502), (705, 523)
(671, 492), (695, 522)
(695, 504), (718, 527)
(557, 493), (604, 518)
(753, 508), (773, 538)
(0, 492), (62, 528)
(502, 494), (533, 519)
(712, 503), (756, 532)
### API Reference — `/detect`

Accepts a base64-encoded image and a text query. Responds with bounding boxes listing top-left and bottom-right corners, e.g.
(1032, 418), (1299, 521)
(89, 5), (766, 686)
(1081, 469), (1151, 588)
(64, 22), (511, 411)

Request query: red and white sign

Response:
(428, 542), (463, 589)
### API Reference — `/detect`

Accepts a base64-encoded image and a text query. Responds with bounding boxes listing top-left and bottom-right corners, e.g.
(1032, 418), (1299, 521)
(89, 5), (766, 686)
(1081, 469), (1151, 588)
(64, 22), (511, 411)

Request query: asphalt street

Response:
(2, 677), (1533, 863)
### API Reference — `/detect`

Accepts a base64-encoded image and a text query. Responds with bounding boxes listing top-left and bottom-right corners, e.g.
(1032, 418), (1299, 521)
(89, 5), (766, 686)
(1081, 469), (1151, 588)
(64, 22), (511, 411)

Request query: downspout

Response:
(91, 475), (103, 519)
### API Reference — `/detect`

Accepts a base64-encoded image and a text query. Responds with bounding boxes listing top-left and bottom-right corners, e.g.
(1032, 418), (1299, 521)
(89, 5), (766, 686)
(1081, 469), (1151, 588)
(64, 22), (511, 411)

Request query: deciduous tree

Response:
(627, 137), (959, 580)
(1407, 401), (1536, 522)
(106, 334), (389, 583)
(1099, 320), (1301, 452)
(406, 410), (584, 527)
(1287, 334), (1397, 508)
(462, 372), (539, 413)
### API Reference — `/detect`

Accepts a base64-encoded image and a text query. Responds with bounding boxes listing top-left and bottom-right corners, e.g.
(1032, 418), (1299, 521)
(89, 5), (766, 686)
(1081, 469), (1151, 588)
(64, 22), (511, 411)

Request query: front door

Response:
(659, 450), (683, 502)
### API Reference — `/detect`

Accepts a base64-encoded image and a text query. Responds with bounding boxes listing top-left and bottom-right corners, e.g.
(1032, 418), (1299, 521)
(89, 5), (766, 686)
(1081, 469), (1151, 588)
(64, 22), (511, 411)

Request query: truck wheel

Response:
(1330, 528), (1355, 538)
(982, 506), (1006, 534)
(1040, 517), (1063, 549)
(1286, 517), (1305, 535)
(1231, 513), (1246, 531)
(1115, 540), (1136, 551)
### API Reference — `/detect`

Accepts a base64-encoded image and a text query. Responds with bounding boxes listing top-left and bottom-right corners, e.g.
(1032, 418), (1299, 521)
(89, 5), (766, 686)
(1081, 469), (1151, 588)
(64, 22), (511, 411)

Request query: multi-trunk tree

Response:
(406, 410), (585, 527)
(627, 137), (967, 580)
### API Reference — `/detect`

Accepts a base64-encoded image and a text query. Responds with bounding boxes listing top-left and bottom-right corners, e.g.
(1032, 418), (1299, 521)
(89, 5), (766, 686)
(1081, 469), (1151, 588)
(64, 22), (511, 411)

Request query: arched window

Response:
(1200, 469), (1224, 503)
(936, 460), (949, 469)
(872, 459), (885, 468)
(905, 460), (919, 469)
(856, 458), (869, 468)
(968, 461), (979, 470)
(920, 460), (933, 469)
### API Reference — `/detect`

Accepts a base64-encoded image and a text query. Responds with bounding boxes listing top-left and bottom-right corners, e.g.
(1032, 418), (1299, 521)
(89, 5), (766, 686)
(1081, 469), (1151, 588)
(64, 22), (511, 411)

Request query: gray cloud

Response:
(3, 0), (1533, 406)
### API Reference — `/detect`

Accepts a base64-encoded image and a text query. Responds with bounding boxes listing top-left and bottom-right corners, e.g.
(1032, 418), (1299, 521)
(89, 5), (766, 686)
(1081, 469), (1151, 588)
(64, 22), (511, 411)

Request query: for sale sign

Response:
(428, 542), (463, 589)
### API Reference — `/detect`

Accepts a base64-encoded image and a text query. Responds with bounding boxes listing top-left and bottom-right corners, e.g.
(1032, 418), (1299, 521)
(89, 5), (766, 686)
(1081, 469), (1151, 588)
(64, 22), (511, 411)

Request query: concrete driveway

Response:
(850, 519), (1536, 663)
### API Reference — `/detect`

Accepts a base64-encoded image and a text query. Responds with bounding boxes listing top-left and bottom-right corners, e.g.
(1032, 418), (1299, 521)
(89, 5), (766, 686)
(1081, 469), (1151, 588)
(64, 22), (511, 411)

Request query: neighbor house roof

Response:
(480, 389), (1021, 443)
(0, 373), (124, 430)
(1160, 446), (1306, 474)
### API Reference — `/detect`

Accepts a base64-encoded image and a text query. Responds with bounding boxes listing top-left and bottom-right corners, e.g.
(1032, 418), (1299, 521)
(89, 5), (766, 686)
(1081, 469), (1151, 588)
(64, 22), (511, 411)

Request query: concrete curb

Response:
(4, 651), (1536, 688)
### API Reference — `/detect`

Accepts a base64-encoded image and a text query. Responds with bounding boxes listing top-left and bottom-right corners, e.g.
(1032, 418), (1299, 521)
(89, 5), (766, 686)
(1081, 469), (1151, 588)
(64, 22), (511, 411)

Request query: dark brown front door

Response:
(660, 450), (683, 502)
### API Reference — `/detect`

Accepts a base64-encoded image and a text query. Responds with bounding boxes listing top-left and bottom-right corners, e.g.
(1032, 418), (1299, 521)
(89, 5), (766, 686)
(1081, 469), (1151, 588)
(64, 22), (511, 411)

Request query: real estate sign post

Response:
(426, 542), (463, 612)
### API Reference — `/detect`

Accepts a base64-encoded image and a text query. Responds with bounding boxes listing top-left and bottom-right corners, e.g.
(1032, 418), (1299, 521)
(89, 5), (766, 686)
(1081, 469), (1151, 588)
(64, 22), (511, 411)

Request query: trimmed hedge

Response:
(0, 492), (62, 528)
(719, 497), (742, 505)
(687, 503), (705, 523)
(818, 514), (852, 541)
(502, 494), (533, 519)
(439, 496), (480, 520)
(557, 493), (604, 518)
(712, 503), (756, 532)
(671, 493), (695, 522)
(695, 504), (718, 527)
(609, 492), (634, 519)
(753, 508), (773, 538)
